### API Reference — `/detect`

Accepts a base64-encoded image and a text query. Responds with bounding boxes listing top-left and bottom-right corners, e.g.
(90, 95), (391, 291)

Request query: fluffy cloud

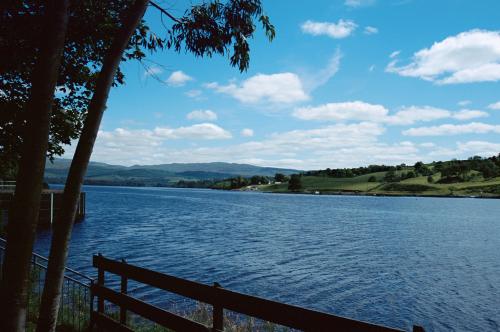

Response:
(65, 123), (500, 169)
(294, 103), (486, 125)
(240, 128), (254, 137)
(293, 101), (388, 122)
(386, 30), (500, 84)
(166, 70), (193, 87)
(403, 122), (500, 136)
(186, 110), (217, 121)
(364, 26), (378, 35)
(154, 123), (231, 140)
(452, 109), (489, 120)
(205, 73), (309, 104)
(301, 19), (357, 39)
(68, 123), (388, 168)
(386, 106), (451, 125)
(488, 101), (500, 110)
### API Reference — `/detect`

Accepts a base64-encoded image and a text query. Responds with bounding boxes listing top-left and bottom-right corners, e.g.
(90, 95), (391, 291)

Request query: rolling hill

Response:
(44, 159), (299, 186)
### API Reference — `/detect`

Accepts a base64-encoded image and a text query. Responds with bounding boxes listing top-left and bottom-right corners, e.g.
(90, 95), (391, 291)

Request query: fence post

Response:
(120, 259), (128, 325)
(413, 326), (425, 332)
(50, 192), (54, 225)
(89, 279), (95, 330)
(97, 254), (105, 315)
(212, 282), (223, 332)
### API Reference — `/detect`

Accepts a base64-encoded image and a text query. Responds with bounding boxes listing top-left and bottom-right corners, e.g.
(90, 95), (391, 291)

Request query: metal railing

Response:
(0, 180), (16, 190)
(0, 237), (94, 331)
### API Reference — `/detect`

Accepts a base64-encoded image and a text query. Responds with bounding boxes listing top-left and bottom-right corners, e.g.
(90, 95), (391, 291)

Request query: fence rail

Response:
(0, 237), (93, 331)
(92, 254), (424, 332)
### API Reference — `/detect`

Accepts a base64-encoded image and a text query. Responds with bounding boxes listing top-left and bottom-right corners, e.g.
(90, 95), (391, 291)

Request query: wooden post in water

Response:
(413, 326), (425, 332)
(212, 282), (223, 332)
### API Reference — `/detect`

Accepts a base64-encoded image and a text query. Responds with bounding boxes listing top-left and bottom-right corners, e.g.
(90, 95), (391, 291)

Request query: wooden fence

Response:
(91, 255), (424, 332)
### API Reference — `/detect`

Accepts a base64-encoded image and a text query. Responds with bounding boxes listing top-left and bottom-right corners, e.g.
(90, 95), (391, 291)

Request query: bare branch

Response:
(149, 1), (182, 24)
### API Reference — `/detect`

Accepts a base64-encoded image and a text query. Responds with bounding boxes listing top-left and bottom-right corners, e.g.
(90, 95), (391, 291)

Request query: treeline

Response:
(179, 173), (292, 190)
(306, 154), (500, 184)
(306, 164), (400, 178)
(435, 155), (500, 182)
(211, 175), (272, 190)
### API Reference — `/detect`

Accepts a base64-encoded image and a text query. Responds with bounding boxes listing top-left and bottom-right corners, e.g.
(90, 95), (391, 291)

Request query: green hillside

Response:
(258, 157), (500, 198)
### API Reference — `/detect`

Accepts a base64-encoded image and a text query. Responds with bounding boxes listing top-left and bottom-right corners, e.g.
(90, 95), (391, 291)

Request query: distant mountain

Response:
(44, 159), (299, 186)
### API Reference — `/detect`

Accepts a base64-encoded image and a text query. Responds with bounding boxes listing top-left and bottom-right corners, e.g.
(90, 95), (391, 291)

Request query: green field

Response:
(259, 171), (500, 198)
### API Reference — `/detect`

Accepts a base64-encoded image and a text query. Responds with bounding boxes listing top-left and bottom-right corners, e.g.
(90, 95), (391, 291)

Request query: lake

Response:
(34, 185), (500, 331)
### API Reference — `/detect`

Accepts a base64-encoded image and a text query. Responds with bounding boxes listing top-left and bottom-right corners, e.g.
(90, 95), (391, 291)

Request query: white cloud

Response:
(185, 89), (202, 98)
(364, 26), (378, 35)
(294, 103), (483, 125)
(293, 101), (388, 122)
(452, 109), (489, 120)
(241, 128), (254, 137)
(205, 73), (309, 104)
(166, 70), (193, 87)
(386, 106), (451, 125)
(487, 101), (500, 110)
(70, 123), (392, 168)
(304, 50), (342, 90)
(186, 110), (217, 121)
(386, 30), (500, 84)
(458, 100), (471, 107)
(154, 123), (231, 140)
(457, 141), (500, 156)
(345, 0), (375, 7)
(301, 19), (357, 39)
(144, 66), (163, 77)
(403, 122), (500, 136)
(389, 50), (401, 59)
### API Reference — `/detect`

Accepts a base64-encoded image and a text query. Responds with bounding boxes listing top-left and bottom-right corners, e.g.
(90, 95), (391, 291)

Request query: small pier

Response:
(0, 181), (85, 227)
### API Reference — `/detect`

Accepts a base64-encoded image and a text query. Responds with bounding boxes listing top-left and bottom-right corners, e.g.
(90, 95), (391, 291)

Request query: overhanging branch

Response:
(149, 1), (182, 24)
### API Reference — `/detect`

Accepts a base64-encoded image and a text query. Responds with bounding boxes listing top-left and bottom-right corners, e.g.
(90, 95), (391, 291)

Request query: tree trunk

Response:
(36, 1), (150, 331)
(0, 1), (69, 331)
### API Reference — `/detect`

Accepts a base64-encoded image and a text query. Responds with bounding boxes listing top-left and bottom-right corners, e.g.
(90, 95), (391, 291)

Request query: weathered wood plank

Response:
(92, 284), (211, 332)
(91, 311), (134, 332)
(93, 255), (405, 332)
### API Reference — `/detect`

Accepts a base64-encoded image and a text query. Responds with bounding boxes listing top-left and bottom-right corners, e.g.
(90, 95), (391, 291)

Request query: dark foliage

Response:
(305, 164), (397, 178)
(288, 174), (302, 191)
(274, 173), (287, 182)
(169, 0), (275, 72)
(436, 155), (500, 183)
(0, 0), (159, 176)
(0, 0), (274, 178)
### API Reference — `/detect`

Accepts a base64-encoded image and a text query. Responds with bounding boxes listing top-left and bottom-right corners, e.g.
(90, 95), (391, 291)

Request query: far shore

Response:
(44, 181), (500, 200)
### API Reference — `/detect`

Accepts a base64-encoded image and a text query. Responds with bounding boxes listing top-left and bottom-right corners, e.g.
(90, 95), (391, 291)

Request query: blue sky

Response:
(65, 0), (500, 169)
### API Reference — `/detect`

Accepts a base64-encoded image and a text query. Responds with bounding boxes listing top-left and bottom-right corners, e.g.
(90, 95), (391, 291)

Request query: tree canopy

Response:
(0, 0), (275, 178)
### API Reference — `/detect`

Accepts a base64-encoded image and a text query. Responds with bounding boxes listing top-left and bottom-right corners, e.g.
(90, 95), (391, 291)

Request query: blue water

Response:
(34, 186), (500, 331)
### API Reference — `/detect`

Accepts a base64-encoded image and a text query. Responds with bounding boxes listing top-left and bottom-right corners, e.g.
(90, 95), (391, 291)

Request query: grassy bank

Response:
(257, 172), (500, 198)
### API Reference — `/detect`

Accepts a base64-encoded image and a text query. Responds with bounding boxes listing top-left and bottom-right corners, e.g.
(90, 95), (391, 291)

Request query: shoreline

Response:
(257, 189), (500, 200)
